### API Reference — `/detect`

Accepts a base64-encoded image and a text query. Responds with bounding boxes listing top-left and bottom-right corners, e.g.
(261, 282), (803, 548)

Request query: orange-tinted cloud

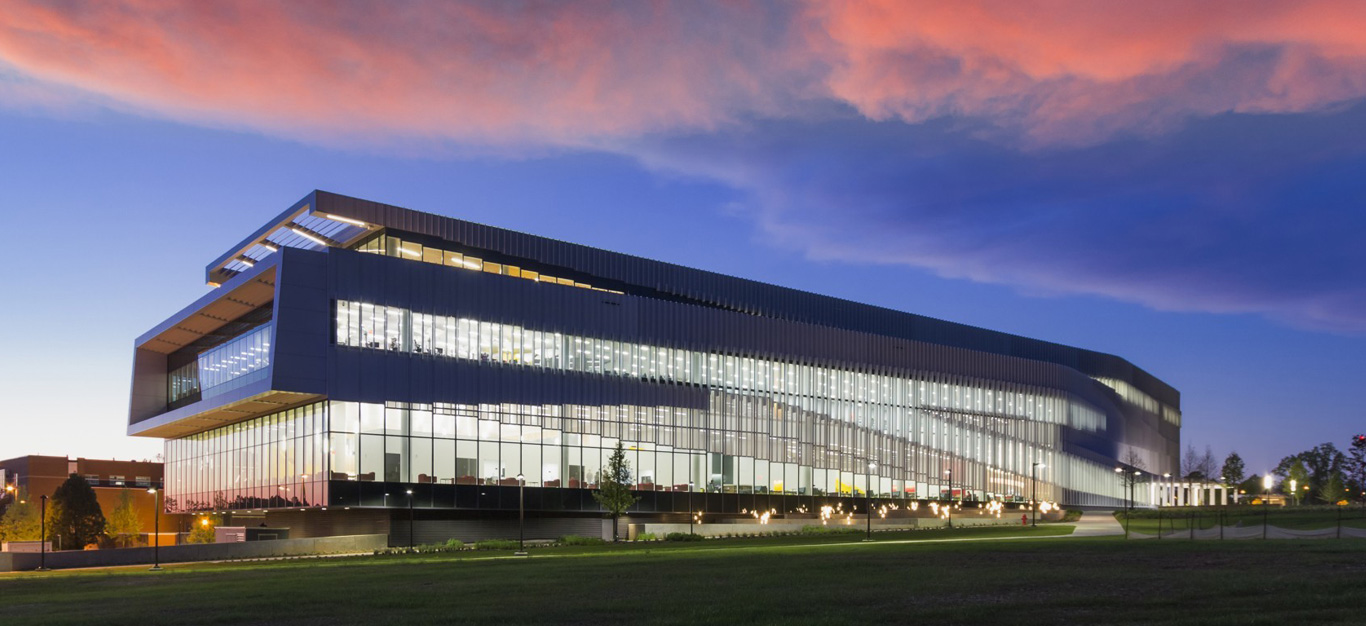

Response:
(4, 1), (1366, 147)
(0, 1), (810, 147)
(813, 0), (1366, 143)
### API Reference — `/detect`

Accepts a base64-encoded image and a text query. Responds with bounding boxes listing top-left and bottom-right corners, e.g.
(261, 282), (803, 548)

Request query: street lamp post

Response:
(1115, 467), (1128, 538)
(1031, 462), (1045, 527)
(1290, 479), (1298, 506)
(1262, 474), (1273, 540)
(39, 494), (48, 571)
(147, 486), (162, 571)
(944, 468), (953, 529)
(1132, 471), (1141, 511)
(405, 489), (414, 549)
(1218, 476), (1226, 541)
(515, 474), (527, 556)
(865, 462), (876, 541)
(688, 481), (699, 535)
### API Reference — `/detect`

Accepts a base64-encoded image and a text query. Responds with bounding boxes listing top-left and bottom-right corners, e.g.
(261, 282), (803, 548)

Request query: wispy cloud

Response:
(4, 1), (1366, 330)
(632, 106), (1366, 332)
(7, 1), (1366, 145)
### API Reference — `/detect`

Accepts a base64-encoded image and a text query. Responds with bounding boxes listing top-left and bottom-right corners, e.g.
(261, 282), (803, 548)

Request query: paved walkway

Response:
(1070, 510), (1126, 537)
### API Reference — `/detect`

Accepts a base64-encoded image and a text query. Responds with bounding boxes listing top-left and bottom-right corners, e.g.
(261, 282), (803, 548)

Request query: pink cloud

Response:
(812, 0), (1366, 143)
(3, 1), (1366, 146)
(0, 1), (810, 147)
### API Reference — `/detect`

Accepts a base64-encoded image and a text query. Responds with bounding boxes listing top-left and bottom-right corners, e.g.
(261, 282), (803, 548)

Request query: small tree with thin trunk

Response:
(1119, 449), (1146, 507)
(105, 489), (142, 548)
(1320, 472), (1347, 505)
(0, 487), (41, 542)
(593, 442), (640, 542)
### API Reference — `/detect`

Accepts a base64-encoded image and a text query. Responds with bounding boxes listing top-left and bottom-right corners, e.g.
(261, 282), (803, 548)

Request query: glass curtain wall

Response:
(354, 233), (623, 295)
(164, 401), (326, 513)
(168, 323), (273, 405)
(336, 300), (1143, 506)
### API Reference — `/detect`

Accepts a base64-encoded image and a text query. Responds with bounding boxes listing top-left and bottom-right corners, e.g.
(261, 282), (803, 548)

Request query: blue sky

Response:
(2, 1), (1364, 476)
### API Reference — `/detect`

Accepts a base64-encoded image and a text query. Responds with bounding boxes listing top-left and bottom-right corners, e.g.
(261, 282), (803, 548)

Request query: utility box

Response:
(215, 526), (290, 542)
(1, 541), (52, 553)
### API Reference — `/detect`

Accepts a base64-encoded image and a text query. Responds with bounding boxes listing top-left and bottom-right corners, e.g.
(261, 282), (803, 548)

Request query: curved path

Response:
(1069, 510), (1126, 537)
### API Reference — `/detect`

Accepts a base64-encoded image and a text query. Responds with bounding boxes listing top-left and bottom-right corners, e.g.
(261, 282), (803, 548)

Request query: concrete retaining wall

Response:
(629, 514), (1020, 539)
(388, 517), (608, 546)
(0, 534), (387, 572)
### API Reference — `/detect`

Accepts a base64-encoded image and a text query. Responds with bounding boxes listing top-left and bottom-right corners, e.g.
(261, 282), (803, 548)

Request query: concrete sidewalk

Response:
(1070, 510), (1126, 537)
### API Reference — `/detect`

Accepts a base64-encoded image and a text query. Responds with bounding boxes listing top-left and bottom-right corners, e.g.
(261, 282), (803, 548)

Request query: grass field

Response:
(1116, 505), (1366, 534)
(4, 524), (1366, 625)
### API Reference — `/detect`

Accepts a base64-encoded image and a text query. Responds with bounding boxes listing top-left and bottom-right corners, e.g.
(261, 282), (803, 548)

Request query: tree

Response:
(51, 473), (106, 549)
(1319, 472), (1348, 506)
(105, 489), (142, 548)
(1276, 443), (1349, 504)
(1238, 475), (1266, 502)
(1181, 444), (1216, 480)
(1348, 434), (1366, 503)
(1221, 452), (1245, 485)
(1282, 460), (1309, 505)
(188, 513), (222, 544)
(0, 487), (42, 542)
(1118, 449), (1147, 508)
(592, 442), (640, 542)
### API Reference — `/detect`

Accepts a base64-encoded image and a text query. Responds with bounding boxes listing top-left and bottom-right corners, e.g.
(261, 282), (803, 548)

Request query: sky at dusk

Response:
(1, 1), (1364, 476)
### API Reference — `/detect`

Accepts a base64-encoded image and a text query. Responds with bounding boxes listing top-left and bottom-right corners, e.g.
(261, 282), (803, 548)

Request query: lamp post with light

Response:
(1218, 476), (1226, 540)
(1031, 462), (1045, 527)
(405, 489), (414, 549)
(865, 462), (876, 541)
(1262, 474), (1273, 539)
(943, 468), (954, 529)
(38, 494), (49, 571)
(515, 474), (527, 556)
(147, 486), (162, 571)
(687, 481), (695, 536)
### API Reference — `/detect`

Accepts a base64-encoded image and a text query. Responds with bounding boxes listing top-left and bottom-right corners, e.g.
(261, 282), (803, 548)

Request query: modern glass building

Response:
(129, 191), (1179, 540)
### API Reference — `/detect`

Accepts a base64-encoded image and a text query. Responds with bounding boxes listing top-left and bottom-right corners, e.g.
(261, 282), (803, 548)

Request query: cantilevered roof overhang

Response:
(205, 190), (378, 286)
(139, 263), (278, 355)
(129, 384), (323, 438)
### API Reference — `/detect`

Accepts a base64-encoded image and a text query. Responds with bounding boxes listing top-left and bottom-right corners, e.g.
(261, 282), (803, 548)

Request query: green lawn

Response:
(3, 525), (1366, 625)
(1116, 506), (1366, 534)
